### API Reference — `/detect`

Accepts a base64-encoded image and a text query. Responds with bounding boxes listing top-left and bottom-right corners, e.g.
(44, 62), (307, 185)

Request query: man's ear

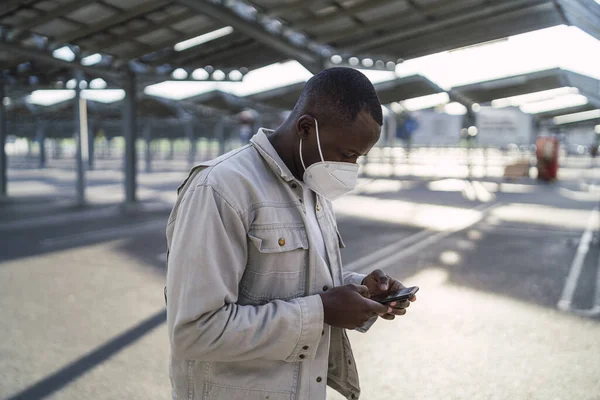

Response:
(296, 114), (316, 140)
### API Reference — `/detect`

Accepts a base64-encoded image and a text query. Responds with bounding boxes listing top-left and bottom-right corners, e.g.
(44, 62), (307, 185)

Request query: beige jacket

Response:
(166, 129), (373, 400)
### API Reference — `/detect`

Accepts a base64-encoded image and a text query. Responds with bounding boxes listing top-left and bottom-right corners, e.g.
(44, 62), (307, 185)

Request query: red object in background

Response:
(536, 137), (559, 181)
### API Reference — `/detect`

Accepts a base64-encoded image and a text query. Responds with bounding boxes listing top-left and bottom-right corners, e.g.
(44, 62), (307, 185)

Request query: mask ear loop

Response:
(299, 118), (325, 172)
(313, 118), (327, 167)
(299, 139), (307, 171)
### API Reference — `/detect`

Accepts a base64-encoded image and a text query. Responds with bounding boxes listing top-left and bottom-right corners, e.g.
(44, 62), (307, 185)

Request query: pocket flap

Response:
(248, 227), (309, 253)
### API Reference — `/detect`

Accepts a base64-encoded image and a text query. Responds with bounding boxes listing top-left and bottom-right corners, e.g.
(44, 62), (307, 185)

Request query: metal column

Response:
(216, 118), (226, 156)
(0, 84), (7, 197)
(168, 138), (175, 160)
(186, 120), (196, 166)
(88, 120), (95, 170)
(123, 69), (137, 204)
(74, 77), (87, 206)
(36, 120), (46, 169)
(144, 123), (152, 173)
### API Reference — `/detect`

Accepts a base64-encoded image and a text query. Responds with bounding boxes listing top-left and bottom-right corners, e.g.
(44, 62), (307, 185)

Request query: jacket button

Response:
(322, 330), (325, 335)
(302, 345), (309, 350)
(291, 183), (297, 189)
(316, 377), (322, 383)
(351, 394), (356, 399)
(316, 204), (321, 211)
(299, 354), (305, 359)
(278, 238), (285, 246)
(322, 285), (328, 291)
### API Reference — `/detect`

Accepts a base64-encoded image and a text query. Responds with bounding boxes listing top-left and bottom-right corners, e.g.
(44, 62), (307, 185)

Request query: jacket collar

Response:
(250, 128), (297, 183)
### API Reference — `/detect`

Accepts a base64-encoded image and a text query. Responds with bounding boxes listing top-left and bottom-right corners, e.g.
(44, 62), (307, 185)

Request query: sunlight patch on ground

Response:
(333, 196), (483, 231)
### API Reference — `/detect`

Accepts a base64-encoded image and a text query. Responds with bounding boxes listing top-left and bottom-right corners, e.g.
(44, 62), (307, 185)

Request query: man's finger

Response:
(391, 300), (410, 309)
(381, 314), (395, 321)
(389, 279), (403, 292)
(409, 295), (417, 302)
(353, 284), (370, 298)
(366, 299), (391, 316)
(370, 269), (388, 291)
(392, 308), (407, 316)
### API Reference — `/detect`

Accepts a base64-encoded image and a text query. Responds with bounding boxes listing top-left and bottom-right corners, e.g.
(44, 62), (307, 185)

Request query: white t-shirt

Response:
(302, 185), (328, 266)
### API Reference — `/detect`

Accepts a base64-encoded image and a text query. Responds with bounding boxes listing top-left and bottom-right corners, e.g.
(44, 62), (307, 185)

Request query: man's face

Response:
(298, 110), (381, 169)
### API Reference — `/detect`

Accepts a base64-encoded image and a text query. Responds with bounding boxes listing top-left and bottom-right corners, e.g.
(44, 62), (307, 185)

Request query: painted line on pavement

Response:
(461, 180), (477, 201)
(348, 202), (501, 274)
(557, 206), (599, 313)
(344, 229), (434, 272)
(472, 180), (495, 202)
(40, 219), (167, 249)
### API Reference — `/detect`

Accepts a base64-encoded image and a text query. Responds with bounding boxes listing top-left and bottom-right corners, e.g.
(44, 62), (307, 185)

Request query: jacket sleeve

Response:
(343, 271), (377, 333)
(166, 183), (323, 363)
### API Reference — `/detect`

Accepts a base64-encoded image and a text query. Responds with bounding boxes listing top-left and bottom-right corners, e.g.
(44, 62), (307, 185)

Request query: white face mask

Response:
(299, 119), (359, 201)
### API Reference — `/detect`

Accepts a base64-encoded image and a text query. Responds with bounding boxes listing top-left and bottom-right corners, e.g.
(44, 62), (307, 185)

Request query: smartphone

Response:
(369, 286), (419, 304)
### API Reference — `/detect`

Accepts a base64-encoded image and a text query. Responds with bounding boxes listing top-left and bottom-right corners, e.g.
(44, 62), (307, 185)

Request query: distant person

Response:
(238, 124), (252, 144)
(165, 68), (417, 400)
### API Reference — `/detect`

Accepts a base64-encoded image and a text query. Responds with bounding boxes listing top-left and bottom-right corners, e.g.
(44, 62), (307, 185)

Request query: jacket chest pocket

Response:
(239, 225), (309, 304)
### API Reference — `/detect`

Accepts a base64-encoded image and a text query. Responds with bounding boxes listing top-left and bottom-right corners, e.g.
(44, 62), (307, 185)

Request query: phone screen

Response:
(370, 286), (418, 303)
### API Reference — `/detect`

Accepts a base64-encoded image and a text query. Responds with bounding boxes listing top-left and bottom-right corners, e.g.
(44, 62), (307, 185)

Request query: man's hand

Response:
(362, 269), (417, 320)
(319, 284), (391, 329)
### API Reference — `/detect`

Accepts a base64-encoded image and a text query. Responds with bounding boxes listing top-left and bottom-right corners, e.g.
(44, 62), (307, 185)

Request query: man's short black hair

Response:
(292, 67), (383, 126)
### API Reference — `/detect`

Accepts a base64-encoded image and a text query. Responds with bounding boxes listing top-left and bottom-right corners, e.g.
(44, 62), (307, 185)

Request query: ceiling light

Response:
(375, 60), (385, 69)
(595, 124), (600, 134)
(444, 102), (467, 115)
(520, 94), (588, 114)
(468, 126), (478, 136)
(174, 26), (234, 51)
(212, 70), (226, 80)
(386, 61), (395, 70)
(27, 90), (76, 106)
(390, 102), (404, 114)
(192, 68), (209, 80)
(228, 70), (243, 81)
(330, 55), (342, 64)
(362, 58), (374, 67)
(89, 78), (107, 89)
(82, 89), (125, 103)
(472, 103), (481, 112)
(52, 46), (75, 62)
(553, 109), (600, 124)
(81, 53), (102, 66)
(171, 68), (188, 79)
(401, 92), (450, 111)
(66, 79), (77, 89)
(491, 87), (579, 108)
(349, 57), (359, 66)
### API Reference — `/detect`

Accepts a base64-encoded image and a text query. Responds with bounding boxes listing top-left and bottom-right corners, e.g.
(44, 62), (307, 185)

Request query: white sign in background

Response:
(476, 107), (533, 146)
(410, 110), (462, 145)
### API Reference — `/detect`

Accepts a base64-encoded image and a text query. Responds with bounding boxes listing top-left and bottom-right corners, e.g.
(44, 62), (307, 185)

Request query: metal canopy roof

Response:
(1, 0), (599, 89)
(535, 103), (599, 120)
(374, 75), (445, 104)
(453, 68), (600, 108)
(248, 75), (448, 110)
(184, 89), (279, 114)
(248, 82), (305, 110)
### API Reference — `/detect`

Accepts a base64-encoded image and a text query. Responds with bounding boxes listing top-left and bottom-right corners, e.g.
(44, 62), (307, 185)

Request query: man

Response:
(166, 67), (417, 400)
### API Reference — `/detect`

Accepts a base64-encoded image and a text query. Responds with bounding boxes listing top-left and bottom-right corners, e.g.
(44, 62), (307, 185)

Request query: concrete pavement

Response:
(1, 157), (599, 400)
